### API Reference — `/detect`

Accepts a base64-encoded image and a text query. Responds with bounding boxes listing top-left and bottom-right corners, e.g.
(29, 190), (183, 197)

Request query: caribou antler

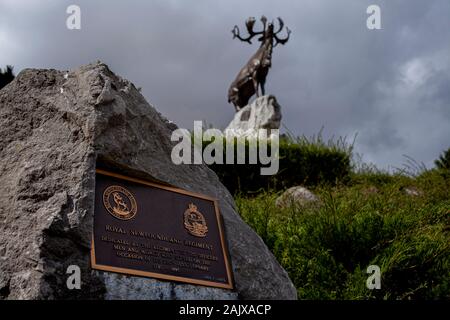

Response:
(231, 16), (266, 44)
(273, 17), (291, 47)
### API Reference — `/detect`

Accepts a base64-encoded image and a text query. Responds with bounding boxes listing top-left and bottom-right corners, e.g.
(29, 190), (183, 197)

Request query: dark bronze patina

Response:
(228, 16), (291, 111)
(91, 169), (234, 289)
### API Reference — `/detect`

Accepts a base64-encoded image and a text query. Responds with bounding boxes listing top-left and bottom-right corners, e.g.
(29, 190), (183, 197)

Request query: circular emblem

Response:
(103, 185), (137, 220)
(183, 203), (208, 238)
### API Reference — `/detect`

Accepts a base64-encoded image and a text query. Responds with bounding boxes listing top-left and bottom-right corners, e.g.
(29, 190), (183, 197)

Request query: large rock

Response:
(275, 186), (320, 209)
(402, 186), (424, 197)
(0, 62), (297, 300)
(225, 95), (282, 138)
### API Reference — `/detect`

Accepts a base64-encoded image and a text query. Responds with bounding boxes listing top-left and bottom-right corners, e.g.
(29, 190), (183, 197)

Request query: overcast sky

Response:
(1, 0), (449, 170)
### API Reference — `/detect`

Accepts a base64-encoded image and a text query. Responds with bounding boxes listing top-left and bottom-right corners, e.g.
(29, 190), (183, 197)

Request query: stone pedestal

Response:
(225, 95), (282, 139)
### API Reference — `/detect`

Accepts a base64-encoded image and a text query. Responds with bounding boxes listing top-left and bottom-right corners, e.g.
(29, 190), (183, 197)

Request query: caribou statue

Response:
(228, 16), (291, 111)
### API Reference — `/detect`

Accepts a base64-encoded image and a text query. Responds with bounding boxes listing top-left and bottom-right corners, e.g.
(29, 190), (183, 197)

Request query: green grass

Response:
(235, 169), (450, 299)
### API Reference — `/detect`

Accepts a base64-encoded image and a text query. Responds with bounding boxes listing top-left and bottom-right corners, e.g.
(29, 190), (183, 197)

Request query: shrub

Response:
(0, 65), (15, 90)
(435, 147), (450, 171)
(206, 134), (353, 195)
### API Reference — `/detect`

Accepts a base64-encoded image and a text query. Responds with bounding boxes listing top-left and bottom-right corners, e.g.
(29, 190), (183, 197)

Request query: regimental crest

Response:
(183, 203), (208, 238)
(103, 185), (137, 220)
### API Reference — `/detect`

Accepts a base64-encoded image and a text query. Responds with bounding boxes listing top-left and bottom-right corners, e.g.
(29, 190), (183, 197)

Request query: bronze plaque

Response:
(91, 169), (234, 289)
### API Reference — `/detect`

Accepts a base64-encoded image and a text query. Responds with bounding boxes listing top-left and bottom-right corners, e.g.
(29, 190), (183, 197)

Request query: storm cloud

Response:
(1, 0), (449, 170)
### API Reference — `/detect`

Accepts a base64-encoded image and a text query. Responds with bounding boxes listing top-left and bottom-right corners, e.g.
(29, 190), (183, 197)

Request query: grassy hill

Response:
(208, 137), (450, 299)
(235, 169), (449, 299)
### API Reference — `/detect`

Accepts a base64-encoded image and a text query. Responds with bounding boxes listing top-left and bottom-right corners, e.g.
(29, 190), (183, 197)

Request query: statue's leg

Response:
(252, 77), (259, 97)
(261, 81), (266, 96)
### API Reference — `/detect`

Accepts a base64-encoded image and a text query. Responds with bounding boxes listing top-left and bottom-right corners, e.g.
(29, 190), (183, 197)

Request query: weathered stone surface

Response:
(225, 95), (282, 138)
(275, 186), (319, 209)
(0, 62), (297, 300)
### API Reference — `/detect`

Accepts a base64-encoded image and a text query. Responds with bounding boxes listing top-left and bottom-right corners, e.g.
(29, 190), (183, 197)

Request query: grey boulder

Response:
(0, 62), (297, 300)
(275, 186), (320, 209)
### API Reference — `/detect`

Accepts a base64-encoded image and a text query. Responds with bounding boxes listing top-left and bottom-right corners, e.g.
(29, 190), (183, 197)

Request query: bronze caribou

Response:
(228, 16), (291, 111)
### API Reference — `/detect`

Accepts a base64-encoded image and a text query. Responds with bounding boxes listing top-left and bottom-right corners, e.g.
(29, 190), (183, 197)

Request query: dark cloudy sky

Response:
(1, 0), (449, 170)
